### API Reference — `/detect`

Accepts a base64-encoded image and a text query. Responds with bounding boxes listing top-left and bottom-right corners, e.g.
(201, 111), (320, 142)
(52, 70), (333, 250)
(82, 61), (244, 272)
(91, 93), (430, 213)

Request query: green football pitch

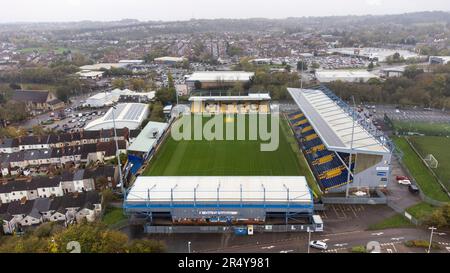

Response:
(143, 114), (308, 177)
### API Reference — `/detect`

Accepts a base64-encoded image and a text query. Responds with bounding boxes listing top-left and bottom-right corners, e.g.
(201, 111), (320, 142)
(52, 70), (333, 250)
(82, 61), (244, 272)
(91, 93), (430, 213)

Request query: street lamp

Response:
(307, 227), (311, 254)
(428, 226), (437, 253)
(188, 241), (192, 253)
(104, 90), (125, 196)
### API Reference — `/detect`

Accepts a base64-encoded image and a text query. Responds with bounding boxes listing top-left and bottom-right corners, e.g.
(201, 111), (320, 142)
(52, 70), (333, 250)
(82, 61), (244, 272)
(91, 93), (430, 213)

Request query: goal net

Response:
(424, 154), (438, 169)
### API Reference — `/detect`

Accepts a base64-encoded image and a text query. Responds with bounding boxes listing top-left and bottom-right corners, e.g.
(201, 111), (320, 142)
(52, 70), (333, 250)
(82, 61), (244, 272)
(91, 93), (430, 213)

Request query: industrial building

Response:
(84, 89), (155, 108)
(315, 70), (379, 83)
(154, 56), (186, 65)
(124, 176), (314, 225)
(287, 86), (393, 193)
(185, 71), (255, 90)
(84, 103), (149, 131)
(429, 56), (450, 65)
(330, 47), (420, 62)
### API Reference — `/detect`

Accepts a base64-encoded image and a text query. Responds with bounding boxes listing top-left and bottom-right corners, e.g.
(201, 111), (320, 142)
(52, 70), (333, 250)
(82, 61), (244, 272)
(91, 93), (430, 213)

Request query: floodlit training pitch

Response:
(143, 114), (307, 176)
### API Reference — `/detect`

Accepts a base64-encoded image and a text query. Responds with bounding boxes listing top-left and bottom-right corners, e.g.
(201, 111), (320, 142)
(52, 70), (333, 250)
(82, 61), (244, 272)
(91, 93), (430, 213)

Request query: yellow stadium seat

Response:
(294, 119), (308, 127)
(304, 134), (318, 142)
(302, 126), (313, 133)
(308, 144), (325, 154)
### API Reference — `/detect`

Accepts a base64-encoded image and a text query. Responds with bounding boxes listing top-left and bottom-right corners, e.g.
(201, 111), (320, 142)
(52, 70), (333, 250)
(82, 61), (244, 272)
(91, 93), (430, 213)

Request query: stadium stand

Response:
(287, 109), (354, 191)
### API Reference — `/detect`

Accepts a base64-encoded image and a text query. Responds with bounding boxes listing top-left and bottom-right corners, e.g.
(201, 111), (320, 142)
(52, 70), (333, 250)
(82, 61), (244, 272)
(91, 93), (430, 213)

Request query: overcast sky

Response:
(0, 0), (449, 23)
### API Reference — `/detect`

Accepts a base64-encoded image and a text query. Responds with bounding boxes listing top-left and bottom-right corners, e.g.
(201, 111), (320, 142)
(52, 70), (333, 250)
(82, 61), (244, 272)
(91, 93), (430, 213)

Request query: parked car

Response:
(398, 179), (412, 185)
(396, 176), (408, 181)
(409, 184), (420, 194)
(309, 240), (328, 250)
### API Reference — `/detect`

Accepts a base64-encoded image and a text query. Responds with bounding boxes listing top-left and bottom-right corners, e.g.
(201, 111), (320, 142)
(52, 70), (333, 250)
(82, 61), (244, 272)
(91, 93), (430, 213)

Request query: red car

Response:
(396, 175), (408, 181)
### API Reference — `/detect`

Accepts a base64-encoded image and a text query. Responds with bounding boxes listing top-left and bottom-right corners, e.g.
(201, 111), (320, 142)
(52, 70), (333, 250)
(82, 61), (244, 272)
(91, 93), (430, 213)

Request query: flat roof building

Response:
(315, 70), (379, 83)
(127, 121), (168, 156)
(330, 47), (420, 62)
(429, 56), (450, 65)
(185, 71), (255, 90)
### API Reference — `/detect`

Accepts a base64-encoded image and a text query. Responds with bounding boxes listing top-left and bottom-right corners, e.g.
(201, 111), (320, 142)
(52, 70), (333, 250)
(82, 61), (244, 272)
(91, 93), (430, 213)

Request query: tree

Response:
(167, 72), (175, 89)
(297, 60), (308, 71)
(194, 80), (202, 90)
(156, 87), (176, 105)
(32, 125), (46, 136)
(404, 65), (424, 79)
(127, 239), (166, 253)
(0, 101), (28, 122)
(129, 78), (146, 91)
(51, 222), (128, 253)
(149, 102), (165, 122)
(0, 126), (27, 138)
(112, 78), (126, 90)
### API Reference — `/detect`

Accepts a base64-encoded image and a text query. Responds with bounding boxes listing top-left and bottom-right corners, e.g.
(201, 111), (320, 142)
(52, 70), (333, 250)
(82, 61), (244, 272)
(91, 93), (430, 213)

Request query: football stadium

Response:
(124, 87), (393, 233)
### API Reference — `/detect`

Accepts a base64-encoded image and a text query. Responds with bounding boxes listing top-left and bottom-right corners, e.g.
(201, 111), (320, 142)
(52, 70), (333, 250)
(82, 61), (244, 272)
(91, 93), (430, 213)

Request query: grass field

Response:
(368, 214), (414, 230)
(393, 121), (450, 136)
(143, 114), (319, 195)
(406, 202), (436, 221)
(409, 136), (450, 191)
(102, 207), (127, 227)
(393, 137), (449, 202)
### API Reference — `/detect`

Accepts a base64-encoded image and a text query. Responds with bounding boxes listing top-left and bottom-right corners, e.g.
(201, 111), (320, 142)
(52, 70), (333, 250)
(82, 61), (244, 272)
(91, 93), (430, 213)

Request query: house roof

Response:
(11, 90), (50, 104)
(7, 199), (35, 215)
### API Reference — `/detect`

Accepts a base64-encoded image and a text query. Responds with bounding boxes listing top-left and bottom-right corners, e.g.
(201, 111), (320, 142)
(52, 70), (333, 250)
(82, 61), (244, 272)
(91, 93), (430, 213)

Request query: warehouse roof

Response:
(185, 71), (255, 82)
(127, 121), (168, 153)
(125, 176), (312, 204)
(154, 56), (186, 62)
(189, 93), (271, 102)
(315, 70), (378, 82)
(84, 103), (149, 131)
(288, 88), (390, 155)
(79, 63), (126, 71)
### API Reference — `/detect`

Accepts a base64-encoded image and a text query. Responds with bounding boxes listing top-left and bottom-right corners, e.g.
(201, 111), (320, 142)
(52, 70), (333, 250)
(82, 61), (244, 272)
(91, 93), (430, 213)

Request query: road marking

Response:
(391, 237), (404, 241)
(280, 250), (294, 253)
(371, 232), (384, 236)
(322, 239), (330, 242)
(436, 232), (447, 236)
(386, 249), (392, 253)
(391, 243), (398, 253)
(438, 242), (450, 246)
(261, 246), (275, 250)
(446, 247), (450, 253)
(334, 243), (348, 247)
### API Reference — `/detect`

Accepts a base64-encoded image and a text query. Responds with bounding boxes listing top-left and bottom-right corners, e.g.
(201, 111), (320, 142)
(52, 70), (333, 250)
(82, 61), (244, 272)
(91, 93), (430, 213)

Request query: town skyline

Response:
(0, 0), (449, 23)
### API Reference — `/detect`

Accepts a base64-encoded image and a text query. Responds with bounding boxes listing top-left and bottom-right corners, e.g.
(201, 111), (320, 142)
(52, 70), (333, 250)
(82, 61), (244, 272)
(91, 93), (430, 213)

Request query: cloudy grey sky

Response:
(0, 0), (449, 23)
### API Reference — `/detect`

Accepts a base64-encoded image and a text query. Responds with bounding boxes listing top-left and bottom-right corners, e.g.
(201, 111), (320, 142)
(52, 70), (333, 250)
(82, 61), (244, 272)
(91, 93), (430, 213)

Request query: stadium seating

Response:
(288, 110), (354, 191)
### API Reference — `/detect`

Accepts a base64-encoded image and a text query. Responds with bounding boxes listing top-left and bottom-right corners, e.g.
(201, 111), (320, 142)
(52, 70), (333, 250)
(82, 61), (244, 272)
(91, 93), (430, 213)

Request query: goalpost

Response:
(424, 154), (439, 169)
